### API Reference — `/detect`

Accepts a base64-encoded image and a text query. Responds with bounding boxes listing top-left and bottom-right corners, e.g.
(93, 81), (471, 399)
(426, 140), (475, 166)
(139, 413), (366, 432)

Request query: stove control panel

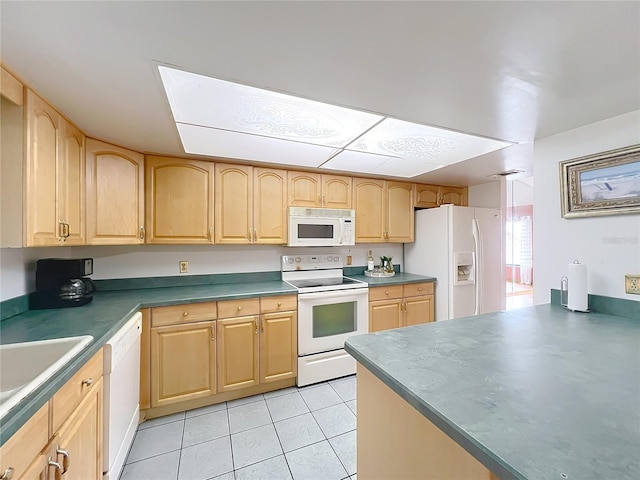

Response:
(282, 254), (344, 271)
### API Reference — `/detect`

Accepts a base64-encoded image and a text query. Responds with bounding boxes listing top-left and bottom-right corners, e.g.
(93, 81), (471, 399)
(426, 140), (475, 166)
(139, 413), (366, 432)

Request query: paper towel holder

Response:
(560, 260), (590, 312)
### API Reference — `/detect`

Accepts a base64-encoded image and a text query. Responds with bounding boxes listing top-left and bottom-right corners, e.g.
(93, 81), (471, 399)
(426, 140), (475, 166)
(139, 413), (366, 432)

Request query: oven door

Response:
(297, 287), (369, 356)
(288, 216), (342, 247)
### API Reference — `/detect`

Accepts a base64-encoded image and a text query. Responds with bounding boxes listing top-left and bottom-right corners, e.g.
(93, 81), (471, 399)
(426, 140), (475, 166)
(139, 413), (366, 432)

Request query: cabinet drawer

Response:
(369, 285), (404, 301)
(403, 282), (434, 297)
(52, 349), (103, 433)
(261, 295), (297, 313)
(151, 302), (217, 327)
(0, 402), (49, 479)
(218, 298), (260, 318)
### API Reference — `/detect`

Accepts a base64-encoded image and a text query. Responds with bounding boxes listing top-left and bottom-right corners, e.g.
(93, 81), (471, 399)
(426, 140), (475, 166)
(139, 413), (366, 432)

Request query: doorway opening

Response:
(506, 177), (534, 309)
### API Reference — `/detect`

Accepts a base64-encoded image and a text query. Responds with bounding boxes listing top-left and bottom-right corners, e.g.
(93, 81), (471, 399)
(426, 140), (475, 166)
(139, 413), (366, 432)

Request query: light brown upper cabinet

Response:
(25, 89), (85, 246)
(85, 139), (144, 244)
(288, 171), (352, 209)
(415, 184), (468, 208)
(353, 178), (414, 243)
(353, 178), (385, 242)
(253, 167), (287, 244)
(386, 181), (415, 242)
(145, 155), (214, 244)
(216, 163), (287, 244)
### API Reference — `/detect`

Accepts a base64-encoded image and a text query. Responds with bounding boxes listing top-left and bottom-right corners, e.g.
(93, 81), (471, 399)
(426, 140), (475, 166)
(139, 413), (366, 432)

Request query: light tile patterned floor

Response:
(121, 376), (358, 480)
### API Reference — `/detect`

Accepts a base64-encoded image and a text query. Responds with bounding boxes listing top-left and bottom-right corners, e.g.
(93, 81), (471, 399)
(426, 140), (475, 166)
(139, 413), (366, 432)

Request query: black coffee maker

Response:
(30, 258), (95, 309)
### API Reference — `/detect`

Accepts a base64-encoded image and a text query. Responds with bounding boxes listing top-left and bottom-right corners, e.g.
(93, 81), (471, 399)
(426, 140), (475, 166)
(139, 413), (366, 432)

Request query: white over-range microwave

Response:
(288, 207), (355, 247)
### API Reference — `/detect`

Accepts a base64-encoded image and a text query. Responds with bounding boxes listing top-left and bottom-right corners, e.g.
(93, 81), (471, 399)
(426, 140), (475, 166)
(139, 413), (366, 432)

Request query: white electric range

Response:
(282, 254), (369, 386)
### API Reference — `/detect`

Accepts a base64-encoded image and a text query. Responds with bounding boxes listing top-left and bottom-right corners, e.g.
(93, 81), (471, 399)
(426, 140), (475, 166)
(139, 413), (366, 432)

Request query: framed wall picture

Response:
(559, 144), (640, 218)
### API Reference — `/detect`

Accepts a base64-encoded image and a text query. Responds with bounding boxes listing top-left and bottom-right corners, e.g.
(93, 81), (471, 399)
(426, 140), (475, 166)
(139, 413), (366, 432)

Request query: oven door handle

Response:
(298, 288), (369, 300)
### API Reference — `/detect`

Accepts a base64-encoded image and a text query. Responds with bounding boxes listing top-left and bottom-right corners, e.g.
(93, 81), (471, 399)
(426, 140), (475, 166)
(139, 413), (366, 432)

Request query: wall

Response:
(0, 244), (404, 301)
(533, 110), (640, 304)
(468, 181), (503, 208)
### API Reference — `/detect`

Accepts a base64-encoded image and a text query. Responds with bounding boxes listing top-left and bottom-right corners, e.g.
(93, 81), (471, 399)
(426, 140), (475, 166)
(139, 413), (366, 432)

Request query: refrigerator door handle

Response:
(472, 218), (482, 315)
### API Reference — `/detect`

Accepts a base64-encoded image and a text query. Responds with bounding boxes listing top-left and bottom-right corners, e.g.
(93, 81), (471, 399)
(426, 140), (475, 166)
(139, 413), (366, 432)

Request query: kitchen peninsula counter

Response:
(0, 279), (296, 444)
(345, 304), (640, 480)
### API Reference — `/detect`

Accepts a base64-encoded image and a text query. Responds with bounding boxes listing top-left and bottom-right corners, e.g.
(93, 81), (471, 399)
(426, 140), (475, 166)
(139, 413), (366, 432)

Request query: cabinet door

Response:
(56, 377), (103, 480)
(260, 311), (297, 383)
(288, 171), (321, 207)
(322, 174), (352, 209)
(215, 163), (252, 244)
(20, 453), (48, 480)
(404, 295), (434, 327)
(386, 181), (415, 243)
(440, 186), (468, 206)
(86, 139), (144, 244)
(217, 316), (259, 392)
(150, 321), (216, 407)
(146, 156), (214, 244)
(254, 167), (287, 244)
(415, 184), (440, 208)
(369, 299), (402, 332)
(25, 90), (60, 246)
(353, 178), (385, 243)
(58, 120), (85, 245)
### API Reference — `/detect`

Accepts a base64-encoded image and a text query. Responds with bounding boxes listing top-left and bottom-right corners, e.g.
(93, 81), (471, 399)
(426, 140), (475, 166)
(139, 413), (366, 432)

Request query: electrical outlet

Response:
(346, 255), (352, 265)
(625, 274), (640, 295)
(179, 261), (189, 274)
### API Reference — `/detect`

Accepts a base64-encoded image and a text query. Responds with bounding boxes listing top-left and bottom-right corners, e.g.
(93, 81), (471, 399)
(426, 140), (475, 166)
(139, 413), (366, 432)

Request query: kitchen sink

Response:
(0, 335), (93, 418)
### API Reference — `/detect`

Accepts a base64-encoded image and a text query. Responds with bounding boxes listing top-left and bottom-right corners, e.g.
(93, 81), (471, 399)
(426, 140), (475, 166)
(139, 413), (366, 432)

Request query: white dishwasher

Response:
(103, 312), (142, 480)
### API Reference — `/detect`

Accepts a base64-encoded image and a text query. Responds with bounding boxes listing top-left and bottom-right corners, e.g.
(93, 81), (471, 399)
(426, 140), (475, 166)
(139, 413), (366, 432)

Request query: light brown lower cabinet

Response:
(369, 282), (434, 332)
(146, 295), (297, 409)
(217, 315), (260, 392)
(150, 321), (217, 407)
(0, 350), (103, 480)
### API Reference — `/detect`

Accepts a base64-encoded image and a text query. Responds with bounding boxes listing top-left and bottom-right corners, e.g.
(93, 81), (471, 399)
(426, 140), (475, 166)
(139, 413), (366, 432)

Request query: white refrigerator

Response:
(404, 205), (504, 321)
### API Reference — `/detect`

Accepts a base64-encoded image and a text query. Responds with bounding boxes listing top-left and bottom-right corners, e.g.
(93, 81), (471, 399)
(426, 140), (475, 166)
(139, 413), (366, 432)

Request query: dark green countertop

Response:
(0, 280), (295, 445)
(345, 304), (640, 480)
(347, 272), (436, 286)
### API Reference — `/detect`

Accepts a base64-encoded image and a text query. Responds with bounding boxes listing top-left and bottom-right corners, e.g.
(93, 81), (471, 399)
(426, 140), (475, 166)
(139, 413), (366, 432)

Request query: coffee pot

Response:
(59, 279), (88, 299)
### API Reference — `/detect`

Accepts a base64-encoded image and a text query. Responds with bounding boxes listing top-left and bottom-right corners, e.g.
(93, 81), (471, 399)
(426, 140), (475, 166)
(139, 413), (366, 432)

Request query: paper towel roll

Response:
(567, 261), (588, 312)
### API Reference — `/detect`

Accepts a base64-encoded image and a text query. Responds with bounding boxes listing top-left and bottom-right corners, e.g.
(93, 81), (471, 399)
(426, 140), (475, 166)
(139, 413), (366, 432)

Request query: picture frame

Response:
(559, 144), (640, 218)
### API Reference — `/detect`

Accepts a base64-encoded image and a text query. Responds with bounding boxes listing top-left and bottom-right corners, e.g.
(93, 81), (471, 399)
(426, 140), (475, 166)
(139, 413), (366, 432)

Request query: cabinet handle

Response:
(81, 377), (93, 387)
(65, 223), (70, 238)
(56, 447), (70, 474)
(254, 318), (258, 335)
(261, 318), (265, 333)
(277, 302), (282, 307)
(418, 287), (423, 291)
(208, 227), (213, 242)
(0, 467), (14, 480)
(322, 194), (326, 206)
(317, 193), (321, 203)
(253, 229), (257, 242)
(139, 225), (145, 240)
(210, 324), (215, 341)
(237, 306), (242, 311)
(401, 302), (407, 312)
(248, 228), (252, 242)
(183, 311), (189, 317)
(57, 220), (64, 241)
(385, 291), (390, 296)
(48, 458), (62, 480)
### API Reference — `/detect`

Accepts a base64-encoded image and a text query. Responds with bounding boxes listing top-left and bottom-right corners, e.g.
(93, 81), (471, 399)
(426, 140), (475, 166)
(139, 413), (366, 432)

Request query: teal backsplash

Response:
(550, 289), (639, 319)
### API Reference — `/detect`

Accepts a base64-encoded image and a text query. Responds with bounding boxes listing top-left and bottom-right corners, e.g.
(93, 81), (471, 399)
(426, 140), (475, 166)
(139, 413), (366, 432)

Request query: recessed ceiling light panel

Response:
(346, 118), (511, 165)
(177, 123), (339, 168)
(158, 65), (514, 179)
(159, 66), (383, 148)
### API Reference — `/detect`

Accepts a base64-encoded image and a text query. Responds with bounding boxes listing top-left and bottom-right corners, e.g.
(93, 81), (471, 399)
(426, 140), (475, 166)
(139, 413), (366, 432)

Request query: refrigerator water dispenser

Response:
(454, 252), (475, 285)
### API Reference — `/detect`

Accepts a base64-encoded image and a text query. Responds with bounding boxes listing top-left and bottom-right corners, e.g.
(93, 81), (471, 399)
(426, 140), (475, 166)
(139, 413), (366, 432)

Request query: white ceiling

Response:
(2, 1), (639, 186)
